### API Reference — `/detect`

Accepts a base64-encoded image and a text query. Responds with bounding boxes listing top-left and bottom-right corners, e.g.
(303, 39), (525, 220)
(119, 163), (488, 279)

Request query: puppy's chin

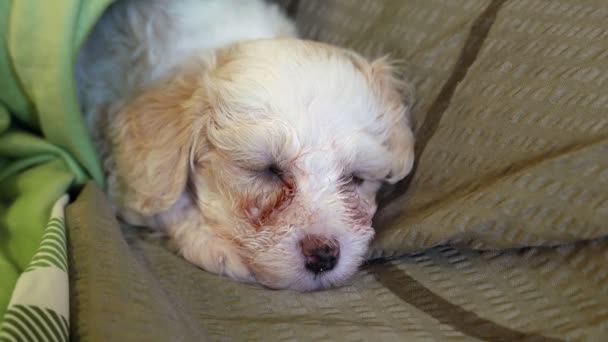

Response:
(252, 264), (361, 292)
(238, 225), (375, 291)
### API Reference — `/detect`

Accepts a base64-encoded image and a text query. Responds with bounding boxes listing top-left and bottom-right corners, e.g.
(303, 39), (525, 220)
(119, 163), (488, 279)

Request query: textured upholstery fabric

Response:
(67, 1), (608, 340)
(68, 185), (607, 341)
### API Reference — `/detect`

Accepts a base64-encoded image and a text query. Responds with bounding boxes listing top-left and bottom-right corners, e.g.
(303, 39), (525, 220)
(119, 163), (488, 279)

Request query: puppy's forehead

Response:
(214, 39), (385, 142)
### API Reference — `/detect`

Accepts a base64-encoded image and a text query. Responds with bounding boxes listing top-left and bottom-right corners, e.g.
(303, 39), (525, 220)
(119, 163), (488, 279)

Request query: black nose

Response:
(305, 249), (338, 274)
(301, 235), (340, 274)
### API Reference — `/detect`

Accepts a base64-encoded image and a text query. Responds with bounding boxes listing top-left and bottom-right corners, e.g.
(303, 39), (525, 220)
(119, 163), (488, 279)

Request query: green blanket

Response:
(0, 0), (110, 326)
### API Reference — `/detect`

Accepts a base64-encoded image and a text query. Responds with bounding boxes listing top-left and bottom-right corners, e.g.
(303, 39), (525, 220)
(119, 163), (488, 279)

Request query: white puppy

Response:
(76, 0), (415, 291)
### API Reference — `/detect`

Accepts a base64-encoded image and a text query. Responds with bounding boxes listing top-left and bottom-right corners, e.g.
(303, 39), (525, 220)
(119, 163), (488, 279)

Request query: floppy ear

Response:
(368, 57), (416, 184)
(109, 71), (208, 216)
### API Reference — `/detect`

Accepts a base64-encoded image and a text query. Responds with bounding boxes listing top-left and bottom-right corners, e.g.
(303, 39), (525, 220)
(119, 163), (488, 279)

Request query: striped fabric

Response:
(24, 218), (69, 274)
(0, 196), (69, 342)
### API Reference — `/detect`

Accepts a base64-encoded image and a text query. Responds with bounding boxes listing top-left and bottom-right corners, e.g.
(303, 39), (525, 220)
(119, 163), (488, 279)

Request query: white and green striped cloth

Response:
(0, 196), (70, 342)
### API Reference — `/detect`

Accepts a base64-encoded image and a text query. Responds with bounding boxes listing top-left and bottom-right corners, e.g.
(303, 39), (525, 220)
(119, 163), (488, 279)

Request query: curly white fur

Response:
(76, 0), (414, 291)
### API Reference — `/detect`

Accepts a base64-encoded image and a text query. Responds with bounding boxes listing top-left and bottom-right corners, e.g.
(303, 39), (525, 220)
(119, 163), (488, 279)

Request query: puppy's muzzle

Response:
(300, 235), (340, 274)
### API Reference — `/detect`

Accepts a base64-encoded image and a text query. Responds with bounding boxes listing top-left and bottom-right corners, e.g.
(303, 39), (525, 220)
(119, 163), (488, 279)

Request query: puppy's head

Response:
(110, 39), (414, 291)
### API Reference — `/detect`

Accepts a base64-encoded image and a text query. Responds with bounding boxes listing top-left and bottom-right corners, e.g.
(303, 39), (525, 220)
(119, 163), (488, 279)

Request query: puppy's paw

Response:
(180, 237), (254, 283)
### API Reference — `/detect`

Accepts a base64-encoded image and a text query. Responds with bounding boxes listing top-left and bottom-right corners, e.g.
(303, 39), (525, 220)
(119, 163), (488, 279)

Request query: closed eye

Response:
(262, 163), (286, 183)
(267, 164), (282, 177)
(351, 174), (365, 186)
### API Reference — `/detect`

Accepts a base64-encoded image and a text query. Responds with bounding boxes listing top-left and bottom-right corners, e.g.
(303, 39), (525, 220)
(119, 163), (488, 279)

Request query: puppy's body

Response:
(77, 0), (414, 291)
